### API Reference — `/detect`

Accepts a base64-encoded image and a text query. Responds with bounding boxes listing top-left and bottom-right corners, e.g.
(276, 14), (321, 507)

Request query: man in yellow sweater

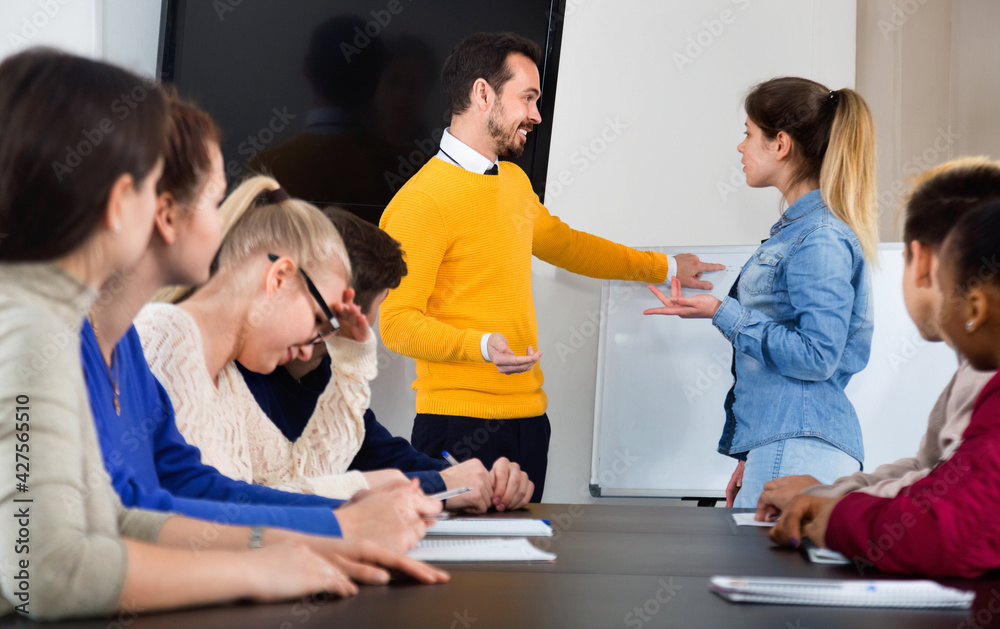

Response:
(379, 32), (722, 503)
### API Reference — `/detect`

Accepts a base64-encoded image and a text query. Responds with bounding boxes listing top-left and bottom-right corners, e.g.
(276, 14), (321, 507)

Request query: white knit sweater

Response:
(135, 302), (372, 499)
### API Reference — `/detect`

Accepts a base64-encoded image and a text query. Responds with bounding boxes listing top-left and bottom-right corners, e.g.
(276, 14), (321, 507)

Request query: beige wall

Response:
(858, 0), (1000, 241)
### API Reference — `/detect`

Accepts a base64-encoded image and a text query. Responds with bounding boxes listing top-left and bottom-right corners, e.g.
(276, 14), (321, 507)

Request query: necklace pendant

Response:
(113, 396), (120, 416)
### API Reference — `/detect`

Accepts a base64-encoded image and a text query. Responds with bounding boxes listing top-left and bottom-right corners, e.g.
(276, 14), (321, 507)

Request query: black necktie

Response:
(484, 164), (499, 176)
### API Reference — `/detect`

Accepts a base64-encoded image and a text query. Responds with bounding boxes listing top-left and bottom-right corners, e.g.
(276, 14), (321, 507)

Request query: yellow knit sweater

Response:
(379, 158), (669, 419)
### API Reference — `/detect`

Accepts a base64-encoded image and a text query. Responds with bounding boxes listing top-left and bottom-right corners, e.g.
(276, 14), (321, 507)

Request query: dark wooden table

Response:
(9, 504), (997, 628)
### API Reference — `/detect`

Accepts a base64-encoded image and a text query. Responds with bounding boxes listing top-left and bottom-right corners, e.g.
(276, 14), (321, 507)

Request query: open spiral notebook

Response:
(710, 576), (974, 609)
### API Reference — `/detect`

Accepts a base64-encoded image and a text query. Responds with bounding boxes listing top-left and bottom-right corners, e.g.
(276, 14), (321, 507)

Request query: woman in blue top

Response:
(83, 93), (446, 552)
(646, 77), (877, 509)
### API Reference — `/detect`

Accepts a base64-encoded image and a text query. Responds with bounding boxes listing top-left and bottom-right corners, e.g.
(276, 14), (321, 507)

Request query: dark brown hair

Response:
(158, 90), (221, 208)
(0, 48), (167, 261)
(745, 77), (878, 261)
(323, 207), (406, 313)
(942, 198), (1000, 292)
(442, 32), (542, 117)
(902, 157), (1000, 257)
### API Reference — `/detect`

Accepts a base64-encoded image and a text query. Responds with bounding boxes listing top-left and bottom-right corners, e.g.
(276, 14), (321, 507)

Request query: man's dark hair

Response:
(324, 207), (406, 313)
(903, 157), (1000, 258)
(441, 32), (542, 117)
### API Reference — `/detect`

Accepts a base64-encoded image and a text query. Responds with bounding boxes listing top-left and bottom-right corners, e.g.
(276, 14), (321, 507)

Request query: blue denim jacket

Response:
(712, 189), (873, 463)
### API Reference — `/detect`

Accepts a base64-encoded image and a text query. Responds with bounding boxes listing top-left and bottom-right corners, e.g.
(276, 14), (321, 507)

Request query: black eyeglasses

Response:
(267, 253), (339, 345)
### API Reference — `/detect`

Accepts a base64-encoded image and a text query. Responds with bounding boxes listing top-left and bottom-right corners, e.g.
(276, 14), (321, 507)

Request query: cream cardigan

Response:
(135, 303), (372, 500)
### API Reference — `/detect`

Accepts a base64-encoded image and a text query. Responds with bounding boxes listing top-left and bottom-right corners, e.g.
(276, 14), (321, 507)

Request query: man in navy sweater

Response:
(240, 208), (534, 512)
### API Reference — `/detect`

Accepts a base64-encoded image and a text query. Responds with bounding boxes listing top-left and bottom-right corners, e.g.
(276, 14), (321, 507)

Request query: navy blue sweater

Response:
(238, 357), (448, 493)
(81, 322), (345, 535)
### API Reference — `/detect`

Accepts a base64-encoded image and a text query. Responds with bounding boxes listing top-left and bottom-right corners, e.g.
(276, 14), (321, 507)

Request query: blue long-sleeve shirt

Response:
(238, 357), (449, 493)
(712, 190), (872, 463)
(81, 322), (345, 536)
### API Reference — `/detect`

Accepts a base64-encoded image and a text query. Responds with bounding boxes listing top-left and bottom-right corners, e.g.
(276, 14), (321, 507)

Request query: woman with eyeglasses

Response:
(0, 49), (444, 622)
(86, 94), (442, 553)
(134, 175), (413, 502)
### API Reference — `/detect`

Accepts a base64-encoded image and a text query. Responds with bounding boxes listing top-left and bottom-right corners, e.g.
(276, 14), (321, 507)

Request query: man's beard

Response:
(487, 101), (530, 159)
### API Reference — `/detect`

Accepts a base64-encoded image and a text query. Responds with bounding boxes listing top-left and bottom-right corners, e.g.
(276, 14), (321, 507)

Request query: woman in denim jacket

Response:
(646, 77), (877, 509)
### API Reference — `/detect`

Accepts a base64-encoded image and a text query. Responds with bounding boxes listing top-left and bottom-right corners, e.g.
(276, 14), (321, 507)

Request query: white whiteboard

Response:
(590, 243), (958, 498)
(542, 0), (856, 248)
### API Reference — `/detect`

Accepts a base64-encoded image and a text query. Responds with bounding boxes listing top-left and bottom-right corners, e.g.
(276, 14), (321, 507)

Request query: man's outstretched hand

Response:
(487, 333), (541, 375)
(674, 253), (726, 291)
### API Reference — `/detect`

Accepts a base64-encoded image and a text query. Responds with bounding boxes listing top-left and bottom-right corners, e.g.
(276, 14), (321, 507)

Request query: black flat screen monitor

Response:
(158, 0), (566, 224)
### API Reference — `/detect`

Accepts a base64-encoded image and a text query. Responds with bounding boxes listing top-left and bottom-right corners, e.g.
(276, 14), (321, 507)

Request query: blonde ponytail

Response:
(820, 89), (879, 263)
(154, 175), (351, 303)
(214, 177), (350, 279)
(745, 77), (879, 263)
(217, 175), (282, 245)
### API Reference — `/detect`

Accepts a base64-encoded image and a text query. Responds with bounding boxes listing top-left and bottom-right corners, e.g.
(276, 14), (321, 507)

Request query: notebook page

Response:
(731, 513), (775, 527)
(427, 518), (554, 536)
(407, 537), (556, 562)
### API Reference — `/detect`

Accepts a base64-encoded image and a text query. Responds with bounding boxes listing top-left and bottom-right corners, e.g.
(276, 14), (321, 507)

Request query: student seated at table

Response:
(85, 92), (439, 548)
(756, 158), (1000, 522)
(0, 48), (445, 622)
(239, 208), (535, 512)
(136, 176), (460, 508)
(772, 197), (1000, 577)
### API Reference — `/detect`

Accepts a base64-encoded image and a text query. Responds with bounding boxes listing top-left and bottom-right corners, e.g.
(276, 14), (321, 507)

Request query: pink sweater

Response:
(826, 370), (1000, 577)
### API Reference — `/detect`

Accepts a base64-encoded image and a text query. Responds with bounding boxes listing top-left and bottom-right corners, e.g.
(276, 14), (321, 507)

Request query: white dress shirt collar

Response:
(436, 128), (499, 174)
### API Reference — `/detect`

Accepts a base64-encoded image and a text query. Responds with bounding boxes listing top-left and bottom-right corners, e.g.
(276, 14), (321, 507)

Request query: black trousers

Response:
(411, 413), (551, 503)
